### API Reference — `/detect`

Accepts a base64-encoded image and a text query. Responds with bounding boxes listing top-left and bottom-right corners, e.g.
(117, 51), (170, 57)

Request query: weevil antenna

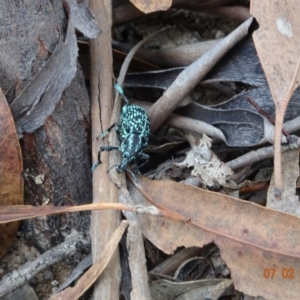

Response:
(114, 83), (129, 104)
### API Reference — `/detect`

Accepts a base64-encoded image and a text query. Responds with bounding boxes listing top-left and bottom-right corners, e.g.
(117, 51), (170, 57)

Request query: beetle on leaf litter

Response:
(92, 84), (150, 174)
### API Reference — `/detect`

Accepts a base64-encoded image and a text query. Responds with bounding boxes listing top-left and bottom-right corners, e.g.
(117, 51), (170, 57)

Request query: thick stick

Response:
(89, 0), (121, 299)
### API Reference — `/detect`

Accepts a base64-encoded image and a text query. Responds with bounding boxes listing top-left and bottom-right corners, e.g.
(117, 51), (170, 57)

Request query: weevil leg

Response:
(91, 146), (120, 171)
(100, 145), (119, 152)
(91, 162), (100, 171)
(98, 123), (117, 139)
(106, 164), (119, 174)
(133, 153), (150, 172)
(91, 150), (102, 171)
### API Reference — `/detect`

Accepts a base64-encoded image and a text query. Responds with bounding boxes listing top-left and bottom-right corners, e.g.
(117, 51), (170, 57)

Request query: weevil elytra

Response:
(92, 84), (150, 173)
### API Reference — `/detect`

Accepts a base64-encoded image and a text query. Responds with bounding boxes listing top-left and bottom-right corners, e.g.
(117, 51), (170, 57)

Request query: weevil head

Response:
(116, 151), (134, 173)
(117, 134), (143, 173)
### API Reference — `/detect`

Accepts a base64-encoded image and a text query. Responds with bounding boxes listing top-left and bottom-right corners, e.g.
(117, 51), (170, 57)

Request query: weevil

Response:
(92, 84), (150, 173)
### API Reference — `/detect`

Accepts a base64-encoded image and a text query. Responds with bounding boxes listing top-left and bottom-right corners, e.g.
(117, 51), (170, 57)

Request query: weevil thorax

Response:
(117, 134), (143, 172)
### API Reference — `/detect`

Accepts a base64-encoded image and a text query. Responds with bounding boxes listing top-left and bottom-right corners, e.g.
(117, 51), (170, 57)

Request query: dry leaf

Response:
(251, 0), (300, 198)
(130, 0), (171, 14)
(150, 255), (232, 299)
(175, 133), (233, 187)
(150, 279), (232, 300)
(267, 149), (300, 215)
(128, 174), (300, 299)
(148, 17), (253, 132)
(0, 88), (23, 259)
(0, 203), (136, 224)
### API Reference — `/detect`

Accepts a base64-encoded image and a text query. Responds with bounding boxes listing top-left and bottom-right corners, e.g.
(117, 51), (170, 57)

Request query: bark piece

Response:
(9, 0), (100, 136)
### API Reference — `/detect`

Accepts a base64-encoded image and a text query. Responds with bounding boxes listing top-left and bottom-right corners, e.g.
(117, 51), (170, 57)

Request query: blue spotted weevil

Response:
(92, 84), (150, 173)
